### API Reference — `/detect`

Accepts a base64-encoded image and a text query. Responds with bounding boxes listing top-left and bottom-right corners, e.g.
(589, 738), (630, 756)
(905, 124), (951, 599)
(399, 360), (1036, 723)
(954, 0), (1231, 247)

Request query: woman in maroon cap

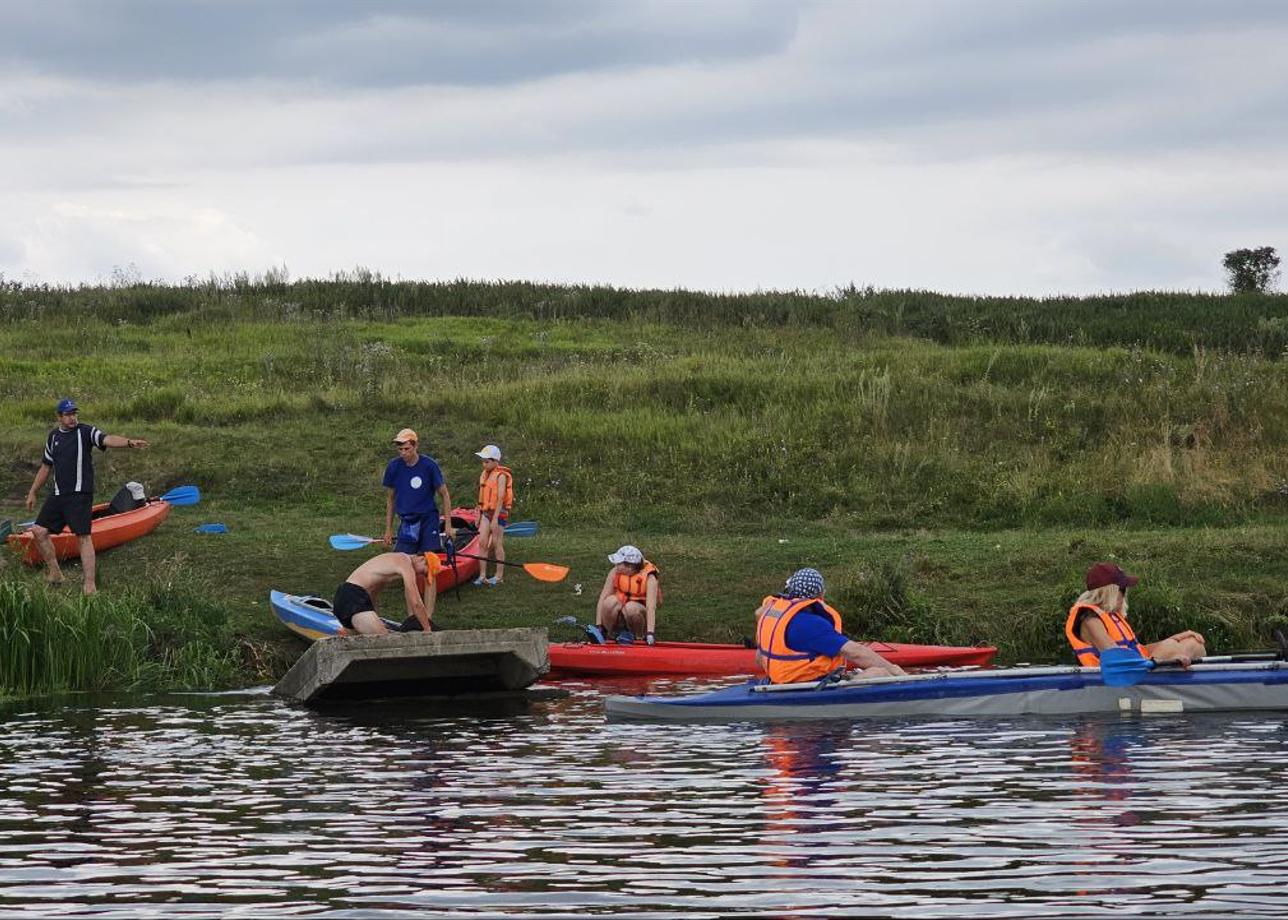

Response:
(1065, 561), (1207, 667)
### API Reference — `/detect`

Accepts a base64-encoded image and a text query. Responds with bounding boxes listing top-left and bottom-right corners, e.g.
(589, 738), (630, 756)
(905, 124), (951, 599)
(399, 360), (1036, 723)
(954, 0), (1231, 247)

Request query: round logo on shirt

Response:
(410, 476), (424, 490)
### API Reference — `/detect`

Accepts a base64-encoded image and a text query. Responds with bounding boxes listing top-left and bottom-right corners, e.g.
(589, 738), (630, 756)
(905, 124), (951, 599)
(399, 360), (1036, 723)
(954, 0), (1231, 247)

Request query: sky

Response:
(2, 0), (1286, 296)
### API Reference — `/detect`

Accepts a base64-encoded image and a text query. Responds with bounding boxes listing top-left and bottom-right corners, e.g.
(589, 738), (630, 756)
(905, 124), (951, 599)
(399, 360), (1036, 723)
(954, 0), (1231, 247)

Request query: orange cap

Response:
(393, 427), (418, 445)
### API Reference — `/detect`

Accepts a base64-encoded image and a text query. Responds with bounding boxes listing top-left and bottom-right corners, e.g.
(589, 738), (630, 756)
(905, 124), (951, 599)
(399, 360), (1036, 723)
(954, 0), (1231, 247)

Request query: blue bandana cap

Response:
(784, 567), (825, 599)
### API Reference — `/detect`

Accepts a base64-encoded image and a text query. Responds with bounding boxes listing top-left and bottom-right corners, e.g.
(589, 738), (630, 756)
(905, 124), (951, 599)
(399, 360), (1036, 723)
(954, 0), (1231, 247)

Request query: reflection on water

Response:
(1, 678), (1287, 918)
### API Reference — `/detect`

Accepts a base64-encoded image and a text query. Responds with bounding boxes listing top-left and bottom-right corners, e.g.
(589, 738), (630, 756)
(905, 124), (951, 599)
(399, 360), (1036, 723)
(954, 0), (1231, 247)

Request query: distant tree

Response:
(1222, 246), (1280, 294)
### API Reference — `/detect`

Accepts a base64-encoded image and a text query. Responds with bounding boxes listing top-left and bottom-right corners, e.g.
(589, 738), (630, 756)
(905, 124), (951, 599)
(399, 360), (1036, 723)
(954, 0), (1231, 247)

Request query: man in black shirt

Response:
(25, 398), (150, 595)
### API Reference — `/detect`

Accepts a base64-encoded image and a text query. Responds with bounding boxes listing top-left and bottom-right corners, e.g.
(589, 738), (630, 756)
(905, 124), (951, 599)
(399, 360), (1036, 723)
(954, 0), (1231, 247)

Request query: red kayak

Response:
(546, 639), (997, 677)
(7, 500), (172, 564)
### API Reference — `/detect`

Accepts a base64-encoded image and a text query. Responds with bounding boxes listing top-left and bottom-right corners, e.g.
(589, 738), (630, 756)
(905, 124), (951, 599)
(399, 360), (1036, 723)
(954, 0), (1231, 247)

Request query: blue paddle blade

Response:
(1099, 647), (1156, 687)
(0, 519), (11, 541)
(159, 485), (201, 506)
(503, 521), (538, 537)
(194, 523), (227, 534)
(330, 533), (376, 551)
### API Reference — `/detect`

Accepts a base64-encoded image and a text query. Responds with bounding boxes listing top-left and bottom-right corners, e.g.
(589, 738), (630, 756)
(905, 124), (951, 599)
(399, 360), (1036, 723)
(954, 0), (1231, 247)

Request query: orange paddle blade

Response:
(523, 562), (570, 582)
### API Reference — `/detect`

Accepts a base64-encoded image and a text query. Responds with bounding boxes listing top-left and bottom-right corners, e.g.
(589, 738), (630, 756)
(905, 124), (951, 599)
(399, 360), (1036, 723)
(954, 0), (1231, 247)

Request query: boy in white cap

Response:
(472, 444), (513, 586)
(594, 545), (661, 645)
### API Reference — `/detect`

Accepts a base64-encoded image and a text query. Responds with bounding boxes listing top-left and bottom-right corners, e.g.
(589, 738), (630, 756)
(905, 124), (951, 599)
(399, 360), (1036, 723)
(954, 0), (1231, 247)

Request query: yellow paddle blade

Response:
(523, 562), (570, 582)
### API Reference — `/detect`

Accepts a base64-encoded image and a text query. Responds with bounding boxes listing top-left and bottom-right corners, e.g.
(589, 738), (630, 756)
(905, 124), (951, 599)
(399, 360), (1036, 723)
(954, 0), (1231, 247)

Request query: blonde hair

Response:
(1074, 584), (1126, 616)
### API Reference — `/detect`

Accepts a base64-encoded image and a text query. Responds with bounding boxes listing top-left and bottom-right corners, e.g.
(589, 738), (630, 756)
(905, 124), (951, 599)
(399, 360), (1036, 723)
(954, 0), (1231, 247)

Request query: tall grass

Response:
(2, 273), (1286, 356)
(0, 574), (242, 698)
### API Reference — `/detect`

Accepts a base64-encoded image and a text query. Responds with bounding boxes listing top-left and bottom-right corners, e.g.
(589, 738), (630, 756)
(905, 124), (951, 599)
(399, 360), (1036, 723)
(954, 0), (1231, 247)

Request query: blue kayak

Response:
(270, 590), (400, 640)
(604, 662), (1288, 721)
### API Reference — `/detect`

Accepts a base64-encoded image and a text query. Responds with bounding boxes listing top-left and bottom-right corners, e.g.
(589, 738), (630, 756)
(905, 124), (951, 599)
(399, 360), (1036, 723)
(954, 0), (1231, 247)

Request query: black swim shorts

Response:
(35, 492), (94, 537)
(332, 581), (377, 630)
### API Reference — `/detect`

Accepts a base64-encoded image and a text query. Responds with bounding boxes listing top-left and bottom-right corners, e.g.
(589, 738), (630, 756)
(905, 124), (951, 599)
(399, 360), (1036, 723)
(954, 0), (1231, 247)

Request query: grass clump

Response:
(0, 569), (245, 698)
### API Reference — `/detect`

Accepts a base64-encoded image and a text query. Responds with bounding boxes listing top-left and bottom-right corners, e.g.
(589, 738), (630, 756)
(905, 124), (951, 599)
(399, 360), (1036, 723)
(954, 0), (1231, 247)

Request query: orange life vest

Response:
(756, 594), (848, 684)
(613, 561), (661, 606)
(1065, 602), (1144, 666)
(477, 465), (514, 516)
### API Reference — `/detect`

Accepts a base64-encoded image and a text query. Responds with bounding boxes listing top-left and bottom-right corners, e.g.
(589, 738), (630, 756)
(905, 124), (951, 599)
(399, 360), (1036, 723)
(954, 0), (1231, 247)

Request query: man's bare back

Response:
(337, 552), (434, 635)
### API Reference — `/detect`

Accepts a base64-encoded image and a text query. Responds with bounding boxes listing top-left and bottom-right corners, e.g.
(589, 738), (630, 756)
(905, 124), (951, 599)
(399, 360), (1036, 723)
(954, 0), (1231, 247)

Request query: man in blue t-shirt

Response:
(25, 397), (150, 595)
(382, 427), (455, 554)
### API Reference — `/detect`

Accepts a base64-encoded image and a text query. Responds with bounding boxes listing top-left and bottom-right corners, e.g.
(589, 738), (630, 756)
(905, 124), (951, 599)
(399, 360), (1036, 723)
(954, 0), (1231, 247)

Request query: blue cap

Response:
(56, 398), (78, 414)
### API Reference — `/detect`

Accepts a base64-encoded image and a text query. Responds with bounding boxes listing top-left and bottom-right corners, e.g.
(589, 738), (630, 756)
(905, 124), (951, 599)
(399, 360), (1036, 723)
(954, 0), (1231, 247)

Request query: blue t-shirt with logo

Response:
(383, 455), (444, 518)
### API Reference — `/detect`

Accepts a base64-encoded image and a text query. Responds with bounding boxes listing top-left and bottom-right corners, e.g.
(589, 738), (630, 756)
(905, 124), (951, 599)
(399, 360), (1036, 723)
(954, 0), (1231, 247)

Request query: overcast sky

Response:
(3, 0), (1286, 295)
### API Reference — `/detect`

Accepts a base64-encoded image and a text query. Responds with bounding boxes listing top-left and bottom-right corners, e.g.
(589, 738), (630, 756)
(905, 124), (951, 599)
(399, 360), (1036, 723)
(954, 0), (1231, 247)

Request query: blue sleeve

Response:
(381, 459), (397, 488)
(784, 606), (849, 657)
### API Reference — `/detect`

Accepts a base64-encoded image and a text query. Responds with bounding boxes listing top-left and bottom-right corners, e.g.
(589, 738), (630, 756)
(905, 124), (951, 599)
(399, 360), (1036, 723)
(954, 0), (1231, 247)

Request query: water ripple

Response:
(1, 685), (1287, 917)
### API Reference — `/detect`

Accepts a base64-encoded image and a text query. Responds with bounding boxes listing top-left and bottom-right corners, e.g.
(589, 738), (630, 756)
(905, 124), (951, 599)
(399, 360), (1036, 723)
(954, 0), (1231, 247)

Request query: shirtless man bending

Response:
(332, 551), (440, 635)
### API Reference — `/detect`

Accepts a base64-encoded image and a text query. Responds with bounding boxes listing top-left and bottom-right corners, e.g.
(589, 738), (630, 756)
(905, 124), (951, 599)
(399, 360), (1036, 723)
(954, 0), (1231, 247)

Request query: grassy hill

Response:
(2, 275), (1286, 694)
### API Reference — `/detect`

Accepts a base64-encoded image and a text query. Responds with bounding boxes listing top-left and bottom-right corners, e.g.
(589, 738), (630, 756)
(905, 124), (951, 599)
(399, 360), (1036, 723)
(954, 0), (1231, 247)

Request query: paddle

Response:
(1100, 646), (1287, 688)
(554, 615), (606, 645)
(328, 534), (568, 581)
(0, 519), (11, 541)
(14, 484), (201, 530)
(456, 520), (539, 538)
(447, 550), (569, 583)
(156, 484), (201, 506)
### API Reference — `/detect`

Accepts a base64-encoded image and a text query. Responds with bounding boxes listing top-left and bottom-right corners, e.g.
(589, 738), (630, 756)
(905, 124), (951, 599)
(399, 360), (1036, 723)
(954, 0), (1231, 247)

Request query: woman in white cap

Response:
(472, 444), (513, 586)
(594, 545), (661, 645)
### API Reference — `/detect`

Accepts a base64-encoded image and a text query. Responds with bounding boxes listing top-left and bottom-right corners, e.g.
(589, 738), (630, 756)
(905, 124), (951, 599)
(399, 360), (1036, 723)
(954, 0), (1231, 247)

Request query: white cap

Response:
(608, 544), (643, 565)
(475, 444), (502, 461)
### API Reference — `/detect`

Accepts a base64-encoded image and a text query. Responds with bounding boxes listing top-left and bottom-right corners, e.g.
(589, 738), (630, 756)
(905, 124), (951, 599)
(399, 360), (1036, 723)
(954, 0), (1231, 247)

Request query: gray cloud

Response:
(0, 0), (799, 87)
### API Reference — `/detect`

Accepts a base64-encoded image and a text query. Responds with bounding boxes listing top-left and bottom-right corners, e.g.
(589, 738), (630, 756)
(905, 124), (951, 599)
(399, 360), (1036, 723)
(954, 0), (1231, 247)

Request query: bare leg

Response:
(596, 595), (624, 630)
(474, 516), (493, 583)
(350, 610), (390, 635)
(1145, 636), (1207, 662)
(79, 535), (97, 595)
(422, 577), (436, 630)
(30, 525), (64, 585)
(491, 526), (505, 583)
(621, 602), (647, 635)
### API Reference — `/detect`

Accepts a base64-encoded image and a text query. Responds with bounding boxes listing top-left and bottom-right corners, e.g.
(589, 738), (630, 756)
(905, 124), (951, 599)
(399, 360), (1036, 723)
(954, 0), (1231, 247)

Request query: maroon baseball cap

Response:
(1085, 561), (1139, 591)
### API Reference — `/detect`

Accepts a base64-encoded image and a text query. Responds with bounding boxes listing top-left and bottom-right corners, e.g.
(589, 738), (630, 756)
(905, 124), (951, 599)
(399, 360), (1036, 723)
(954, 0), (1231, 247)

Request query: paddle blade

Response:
(0, 520), (11, 541)
(195, 523), (228, 534)
(1099, 647), (1156, 687)
(159, 485), (201, 506)
(503, 521), (539, 537)
(330, 533), (377, 551)
(523, 562), (569, 582)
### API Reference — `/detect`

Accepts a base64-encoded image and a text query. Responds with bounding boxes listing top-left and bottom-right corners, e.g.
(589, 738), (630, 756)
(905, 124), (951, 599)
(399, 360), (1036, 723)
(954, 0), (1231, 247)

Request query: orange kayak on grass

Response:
(7, 500), (172, 564)
(546, 639), (998, 678)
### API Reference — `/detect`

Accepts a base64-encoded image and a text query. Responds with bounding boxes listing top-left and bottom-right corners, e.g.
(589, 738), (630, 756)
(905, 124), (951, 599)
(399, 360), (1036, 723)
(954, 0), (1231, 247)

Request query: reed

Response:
(0, 574), (241, 698)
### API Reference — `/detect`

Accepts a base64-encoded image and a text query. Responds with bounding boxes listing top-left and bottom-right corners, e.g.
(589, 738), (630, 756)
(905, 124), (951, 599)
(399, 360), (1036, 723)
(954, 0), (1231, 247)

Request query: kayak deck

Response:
(547, 638), (997, 677)
(605, 662), (1288, 722)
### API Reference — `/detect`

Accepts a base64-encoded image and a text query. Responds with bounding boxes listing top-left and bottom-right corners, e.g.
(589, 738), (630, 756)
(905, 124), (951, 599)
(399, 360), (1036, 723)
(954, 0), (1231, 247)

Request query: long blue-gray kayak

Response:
(604, 661), (1288, 721)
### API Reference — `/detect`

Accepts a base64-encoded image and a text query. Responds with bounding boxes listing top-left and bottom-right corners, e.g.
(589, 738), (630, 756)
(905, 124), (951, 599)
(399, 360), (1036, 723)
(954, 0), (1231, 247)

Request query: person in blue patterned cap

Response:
(24, 397), (150, 595)
(754, 567), (906, 684)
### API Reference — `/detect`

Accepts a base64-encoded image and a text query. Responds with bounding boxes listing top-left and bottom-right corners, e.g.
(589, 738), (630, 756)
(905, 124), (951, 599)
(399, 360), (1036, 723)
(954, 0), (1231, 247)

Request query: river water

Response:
(2, 677), (1287, 919)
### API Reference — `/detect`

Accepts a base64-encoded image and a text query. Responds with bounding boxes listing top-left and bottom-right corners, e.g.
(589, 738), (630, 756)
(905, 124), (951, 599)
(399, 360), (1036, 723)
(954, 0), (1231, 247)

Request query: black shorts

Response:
(35, 493), (94, 537)
(333, 581), (376, 630)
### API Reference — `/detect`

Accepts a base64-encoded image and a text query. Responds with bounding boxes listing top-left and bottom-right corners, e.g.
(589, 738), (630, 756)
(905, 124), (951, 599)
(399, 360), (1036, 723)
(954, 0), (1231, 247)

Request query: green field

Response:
(2, 275), (1286, 695)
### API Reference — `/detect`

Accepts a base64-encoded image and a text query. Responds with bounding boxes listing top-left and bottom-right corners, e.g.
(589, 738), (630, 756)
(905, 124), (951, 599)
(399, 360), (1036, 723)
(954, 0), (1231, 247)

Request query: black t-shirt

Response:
(43, 423), (107, 496)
